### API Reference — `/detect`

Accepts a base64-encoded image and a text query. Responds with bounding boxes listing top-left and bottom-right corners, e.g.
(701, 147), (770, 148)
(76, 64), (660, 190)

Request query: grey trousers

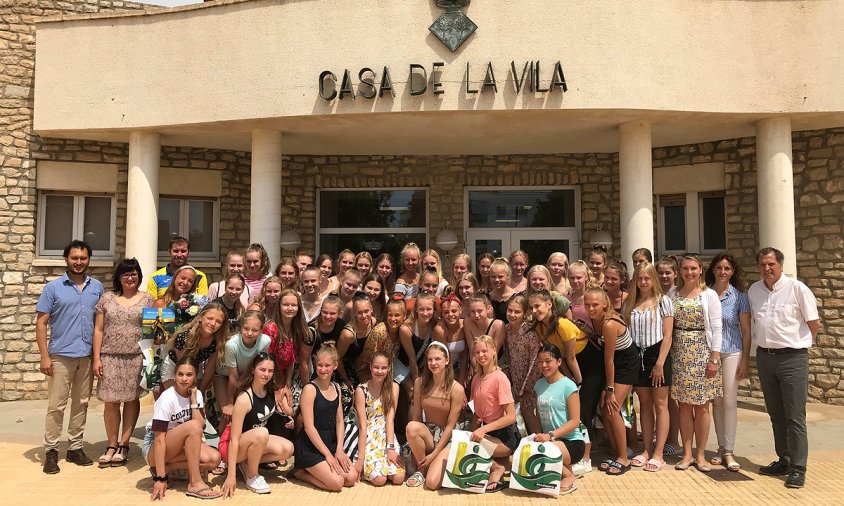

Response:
(757, 349), (808, 470)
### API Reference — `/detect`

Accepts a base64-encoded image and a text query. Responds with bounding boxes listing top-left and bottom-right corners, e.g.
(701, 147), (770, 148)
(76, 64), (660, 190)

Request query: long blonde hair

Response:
(254, 276), (283, 324)
(419, 343), (455, 398)
(546, 251), (572, 294)
(568, 260), (599, 292)
(622, 263), (664, 324)
(173, 302), (230, 367)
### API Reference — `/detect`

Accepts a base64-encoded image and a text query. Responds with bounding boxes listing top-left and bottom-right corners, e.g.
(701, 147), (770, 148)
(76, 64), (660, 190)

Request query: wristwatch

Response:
(190, 402), (204, 409)
(547, 431), (556, 441)
(707, 358), (721, 366)
(605, 386), (615, 392)
(386, 443), (398, 451)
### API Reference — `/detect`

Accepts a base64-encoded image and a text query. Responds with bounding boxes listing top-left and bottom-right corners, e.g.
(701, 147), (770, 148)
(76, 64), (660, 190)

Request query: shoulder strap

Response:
(485, 320), (495, 334)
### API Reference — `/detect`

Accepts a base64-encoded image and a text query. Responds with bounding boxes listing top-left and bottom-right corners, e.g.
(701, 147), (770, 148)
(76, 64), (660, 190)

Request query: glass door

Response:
(511, 230), (581, 265)
(466, 230), (510, 263)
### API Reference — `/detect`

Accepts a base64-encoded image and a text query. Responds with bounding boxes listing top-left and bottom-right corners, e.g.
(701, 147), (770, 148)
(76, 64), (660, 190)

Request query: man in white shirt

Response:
(748, 247), (821, 489)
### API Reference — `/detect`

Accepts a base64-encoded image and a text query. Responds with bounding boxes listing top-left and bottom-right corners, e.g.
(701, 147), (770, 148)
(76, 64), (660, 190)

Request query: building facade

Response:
(0, 0), (842, 401)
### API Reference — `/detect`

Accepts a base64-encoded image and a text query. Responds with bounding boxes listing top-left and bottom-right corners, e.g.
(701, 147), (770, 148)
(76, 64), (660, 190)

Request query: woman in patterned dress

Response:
(505, 293), (543, 435)
(354, 351), (405, 485)
(671, 254), (723, 471)
(92, 258), (154, 467)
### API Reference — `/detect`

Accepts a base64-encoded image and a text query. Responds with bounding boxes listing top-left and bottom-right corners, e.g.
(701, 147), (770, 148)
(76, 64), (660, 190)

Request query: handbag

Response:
(510, 435), (564, 497)
(442, 430), (497, 493)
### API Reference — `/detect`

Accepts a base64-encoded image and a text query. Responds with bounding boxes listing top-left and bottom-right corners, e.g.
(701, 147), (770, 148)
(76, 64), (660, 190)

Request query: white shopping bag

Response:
(442, 430), (497, 494)
(509, 435), (563, 497)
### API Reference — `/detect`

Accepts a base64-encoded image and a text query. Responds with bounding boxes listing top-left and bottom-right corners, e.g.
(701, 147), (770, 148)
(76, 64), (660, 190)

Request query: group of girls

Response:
(138, 240), (751, 499)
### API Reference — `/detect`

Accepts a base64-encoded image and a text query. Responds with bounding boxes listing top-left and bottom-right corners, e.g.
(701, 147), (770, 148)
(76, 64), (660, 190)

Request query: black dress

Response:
(294, 381), (340, 469)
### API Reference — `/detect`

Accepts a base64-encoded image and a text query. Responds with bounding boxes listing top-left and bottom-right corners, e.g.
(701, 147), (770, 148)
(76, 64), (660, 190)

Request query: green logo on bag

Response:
(445, 441), (493, 488)
(512, 444), (562, 491)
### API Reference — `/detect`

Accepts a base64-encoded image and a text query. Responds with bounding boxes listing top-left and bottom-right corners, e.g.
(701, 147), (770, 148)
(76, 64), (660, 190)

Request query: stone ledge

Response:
(31, 258), (114, 268)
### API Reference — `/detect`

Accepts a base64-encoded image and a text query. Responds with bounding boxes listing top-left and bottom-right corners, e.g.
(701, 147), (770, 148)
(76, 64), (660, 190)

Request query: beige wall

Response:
(33, 0), (844, 154)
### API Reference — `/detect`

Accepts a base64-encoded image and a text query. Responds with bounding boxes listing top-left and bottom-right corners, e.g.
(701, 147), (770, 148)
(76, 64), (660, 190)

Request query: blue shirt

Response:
(534, 376), (584, 441)
(35, 273), (103, 358)
(716, 284), (750, 355)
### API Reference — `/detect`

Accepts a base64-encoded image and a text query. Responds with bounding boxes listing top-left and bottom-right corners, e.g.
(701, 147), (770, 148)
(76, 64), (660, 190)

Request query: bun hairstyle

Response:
(467, 292), (491, 308)
(315, 340), (339, 363)
(490, 257), (511, 276)
(246, 243), (271, 277)
(632, 248), (653, 264)
(509, 249), (529, 267)
(321, 294), (343, 313)
(240, 309), (267, 329)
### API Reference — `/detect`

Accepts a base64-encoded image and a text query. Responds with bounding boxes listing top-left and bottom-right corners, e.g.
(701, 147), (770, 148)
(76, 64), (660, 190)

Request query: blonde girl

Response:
(338, 294), (378, 388)
(338, 268), (362, 311)
(585, 288), (638, 476)
(154, 265), (198, 307)
(289, 343), (358, 491)
(354, 352), (405, 486)
(405, 342), (466, 489)
(243, 243), (270, 302)
(433, 294), (468, 384)
(354, 251), (373, 278)
(470, 334), (518, 492)
(398, 292), (437, 387)
(488, 258), (515, 322)
(300, 265), (324, 323)
(547, 251), (572, 295)
(449, 253), (472, 289)
(395, 243), (421, 298)
(328, 249), (355, 294)
(526, 264), (573, 319)
(161, 302), (229, 394)
(622, 263), (674, 472)
(420, 249), (450, 295)
(508, 249), (529, 293)
(567, 260), (598, 330)
(462, 293), (506, 362)
(247, 276), (283, 325)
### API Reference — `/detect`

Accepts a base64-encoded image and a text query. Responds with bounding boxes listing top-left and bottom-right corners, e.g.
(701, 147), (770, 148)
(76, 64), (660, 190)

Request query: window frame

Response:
(657, 191), (727, 256)
(36, 191), (117, 258)
(157, 196), (220, 260)
(464, 186), (581, 231)
(315, 188), (429, 255)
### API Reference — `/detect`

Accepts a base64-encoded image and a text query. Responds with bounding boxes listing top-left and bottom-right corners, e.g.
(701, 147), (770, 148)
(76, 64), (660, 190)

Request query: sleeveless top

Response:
(398, 321), (433, 366)
(241, 387), (276, 432)
(213, 296), (241, 332)
(601, 317), (633, 351)
(311, 381), (340, 432)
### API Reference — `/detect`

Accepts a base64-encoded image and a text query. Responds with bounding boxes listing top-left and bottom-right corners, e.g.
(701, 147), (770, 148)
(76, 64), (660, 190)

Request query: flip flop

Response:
(486, 480), (508, 493)
(644, 458), (664, 472)
(630, 454), (648, 467)
(606, 460), (630, 476)
(185, 487), (222, 500)
(559, 483), (578, 495)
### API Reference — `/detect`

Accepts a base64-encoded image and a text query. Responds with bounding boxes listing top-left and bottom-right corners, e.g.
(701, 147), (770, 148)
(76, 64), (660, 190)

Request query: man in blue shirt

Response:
(36, 240), (104, 474)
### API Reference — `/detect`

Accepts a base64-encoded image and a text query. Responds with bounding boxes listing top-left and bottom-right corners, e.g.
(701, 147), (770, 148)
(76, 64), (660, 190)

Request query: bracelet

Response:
(190, 403), (204, 409)
(149, 468), (169, 482)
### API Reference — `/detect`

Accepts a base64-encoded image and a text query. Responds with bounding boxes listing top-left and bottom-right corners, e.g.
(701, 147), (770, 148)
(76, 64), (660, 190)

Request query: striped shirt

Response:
(627, 295), (675, 349)
(716, 284), (750, 354)
(601, 317), (633, 351)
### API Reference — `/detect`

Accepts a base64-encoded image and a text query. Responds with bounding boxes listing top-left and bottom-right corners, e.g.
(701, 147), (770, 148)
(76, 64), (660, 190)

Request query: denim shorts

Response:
(141, 428), (155, 462)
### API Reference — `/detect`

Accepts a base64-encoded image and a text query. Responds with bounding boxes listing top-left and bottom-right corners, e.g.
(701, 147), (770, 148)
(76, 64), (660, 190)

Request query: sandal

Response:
(663, 443), (680, 456)
(644, 458), (664, 472)
(722, 452), (741, 472)
(710, 447), (725, 466)
(185, 487), (222, 500)
(98, 446), (117, 468)
(486, 480), (508, 493)
(406, 470), (425, 487)
(110, 445), (129, 467)
(559, 482), (578, 495)
(606, 460), (630, 476)
(630, 453), (649, 467)
(598, 459), (614, 472)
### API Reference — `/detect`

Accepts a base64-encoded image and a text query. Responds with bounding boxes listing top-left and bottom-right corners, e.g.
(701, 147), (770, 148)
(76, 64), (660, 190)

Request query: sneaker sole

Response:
(245, 484), (271, 494)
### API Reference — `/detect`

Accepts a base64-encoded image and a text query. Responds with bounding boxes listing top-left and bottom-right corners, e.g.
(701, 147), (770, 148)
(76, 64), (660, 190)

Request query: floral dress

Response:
(671, 294), (723, 405)
(96, 291), (154, 402)
(359, 384), (404, 480)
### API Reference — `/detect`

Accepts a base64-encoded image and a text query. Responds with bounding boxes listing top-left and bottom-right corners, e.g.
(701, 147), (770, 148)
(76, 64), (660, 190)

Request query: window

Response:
(317, 189), (427, 260)
(657, 192), (726, 255)
(37, 193), (115, 257)
(468, 189), (576, 228)
(158, 197), (219, 257)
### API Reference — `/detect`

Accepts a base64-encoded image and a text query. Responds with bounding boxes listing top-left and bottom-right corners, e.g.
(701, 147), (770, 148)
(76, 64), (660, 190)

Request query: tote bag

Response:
(442, 430), (497, 494)
(509, 435), (563, 497)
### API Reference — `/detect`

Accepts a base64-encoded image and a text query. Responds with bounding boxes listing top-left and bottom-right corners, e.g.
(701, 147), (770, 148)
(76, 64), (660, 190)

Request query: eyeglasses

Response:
(119, 272), (139, 279)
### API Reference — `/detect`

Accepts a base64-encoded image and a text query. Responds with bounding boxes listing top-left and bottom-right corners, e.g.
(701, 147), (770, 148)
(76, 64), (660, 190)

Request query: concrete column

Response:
(126, 131), (161, 290)
(756, 117), (797, 276)
(251, 129), (283, 268)
(619, 120), (654, 264)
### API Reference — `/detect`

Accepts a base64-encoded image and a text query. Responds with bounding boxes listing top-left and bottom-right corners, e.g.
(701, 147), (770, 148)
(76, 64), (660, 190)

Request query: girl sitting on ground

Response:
(354, 352), (405, 486)
(533, 344), (585, 496)
(288, 342), (358, 491)
(405, 342), (466, 489)
(144, 355), (222, 500)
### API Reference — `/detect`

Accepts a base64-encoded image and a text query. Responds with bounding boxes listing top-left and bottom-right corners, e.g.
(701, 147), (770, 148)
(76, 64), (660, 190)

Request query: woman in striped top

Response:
(585, 287), (638, 476)
(705, 253), (751, 472)
(623, 263), (674, 472)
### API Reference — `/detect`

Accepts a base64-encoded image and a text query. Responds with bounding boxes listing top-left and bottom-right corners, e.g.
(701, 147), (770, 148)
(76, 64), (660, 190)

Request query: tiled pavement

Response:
(1, 397), (843, 505)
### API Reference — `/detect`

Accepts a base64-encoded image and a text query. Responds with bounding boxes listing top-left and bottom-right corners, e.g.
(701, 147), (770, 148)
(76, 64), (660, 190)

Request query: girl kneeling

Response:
(470, 334), (519, 493)
(144, 356), (222, 501)
(220, 353), (294, 496)
(534, 344), (586, 495)
(289, 342), (357, 491)
(354, 352), (405, 486)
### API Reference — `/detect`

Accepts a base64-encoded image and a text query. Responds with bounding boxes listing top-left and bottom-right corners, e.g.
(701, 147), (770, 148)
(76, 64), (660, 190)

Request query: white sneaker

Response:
(572, 459), (592, 477)
(244, 474), (271, 494)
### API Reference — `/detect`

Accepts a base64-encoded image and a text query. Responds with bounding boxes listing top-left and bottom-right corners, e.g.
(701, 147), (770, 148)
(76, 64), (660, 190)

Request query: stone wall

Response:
(652, 128), (844, 404)
(280, 153), (620, 262)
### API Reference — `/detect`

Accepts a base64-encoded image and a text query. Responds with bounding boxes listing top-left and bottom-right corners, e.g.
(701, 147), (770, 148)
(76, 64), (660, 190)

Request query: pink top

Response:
(470, 369), (514, 424)
(243, 274), (268, 303)
(207, 281), (250, 307)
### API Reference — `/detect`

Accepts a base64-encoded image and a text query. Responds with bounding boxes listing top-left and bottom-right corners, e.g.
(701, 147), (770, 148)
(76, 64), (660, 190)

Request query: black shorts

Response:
(562, 438), (586, 464)
(637, 341), (673, 387)
(613, 345), (640, 386)
(487, 423), (520, 453)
